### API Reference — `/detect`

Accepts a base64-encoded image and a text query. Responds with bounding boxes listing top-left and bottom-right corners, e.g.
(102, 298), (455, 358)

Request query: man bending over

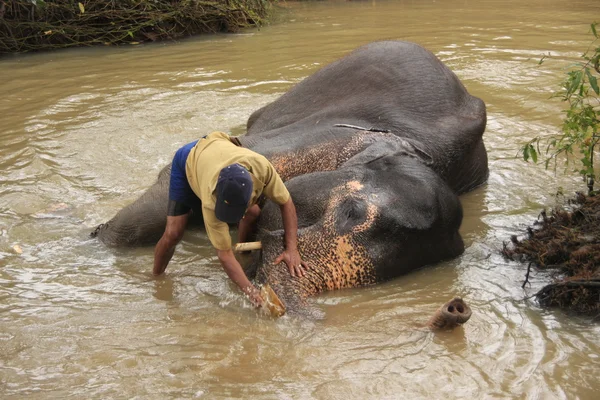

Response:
(153, 132), (306, 306)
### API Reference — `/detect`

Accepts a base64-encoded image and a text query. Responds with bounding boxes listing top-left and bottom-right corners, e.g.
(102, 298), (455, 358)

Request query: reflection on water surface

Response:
(1, 0), (600, 398)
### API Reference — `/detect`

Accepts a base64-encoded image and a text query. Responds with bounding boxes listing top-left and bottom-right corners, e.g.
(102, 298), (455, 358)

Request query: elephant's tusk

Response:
(260, 284), (286, 318)
(234, 241), (262, 252)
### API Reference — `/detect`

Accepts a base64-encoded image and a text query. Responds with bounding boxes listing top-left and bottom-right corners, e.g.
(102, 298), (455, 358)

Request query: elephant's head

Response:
(251, 153), (464, 316)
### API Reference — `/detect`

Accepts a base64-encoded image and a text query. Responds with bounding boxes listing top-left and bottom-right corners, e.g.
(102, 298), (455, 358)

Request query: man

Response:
(153, 131), (306, 306)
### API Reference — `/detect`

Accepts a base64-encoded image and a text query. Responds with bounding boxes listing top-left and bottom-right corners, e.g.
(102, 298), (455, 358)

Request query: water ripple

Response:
(1, 0), (600, 398)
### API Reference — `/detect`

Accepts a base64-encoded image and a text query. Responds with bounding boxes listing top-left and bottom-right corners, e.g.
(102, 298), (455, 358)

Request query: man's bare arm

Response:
(274, 198), (307, 277)
(217, 248), (263, 306)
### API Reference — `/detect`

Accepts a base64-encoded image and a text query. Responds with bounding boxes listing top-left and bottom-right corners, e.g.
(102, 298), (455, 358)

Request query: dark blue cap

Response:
(215, 163), (253, 223)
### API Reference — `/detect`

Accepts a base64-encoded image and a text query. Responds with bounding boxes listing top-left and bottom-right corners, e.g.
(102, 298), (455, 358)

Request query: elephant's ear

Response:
(396, 137), (433, 165)
(342, 138), (433, 167)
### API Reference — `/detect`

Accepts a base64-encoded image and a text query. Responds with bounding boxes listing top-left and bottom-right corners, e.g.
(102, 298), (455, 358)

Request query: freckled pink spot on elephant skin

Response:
(345, 180), (364, 192)
(259, 182), (379, 306)
(269, 131), (392, 181)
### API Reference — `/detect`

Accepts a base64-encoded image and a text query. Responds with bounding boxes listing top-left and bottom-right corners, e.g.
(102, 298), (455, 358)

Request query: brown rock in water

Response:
(427, 298), (472, 330)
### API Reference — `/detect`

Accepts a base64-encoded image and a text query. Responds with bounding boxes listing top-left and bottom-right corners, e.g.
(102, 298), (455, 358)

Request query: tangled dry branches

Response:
(503, 193), (600, 315)
(0, 0), (271, 53)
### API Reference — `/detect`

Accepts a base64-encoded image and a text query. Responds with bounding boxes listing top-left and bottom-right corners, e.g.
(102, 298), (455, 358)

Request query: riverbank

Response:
(502, 193), (600, 315)
(0, 0), (273, 54)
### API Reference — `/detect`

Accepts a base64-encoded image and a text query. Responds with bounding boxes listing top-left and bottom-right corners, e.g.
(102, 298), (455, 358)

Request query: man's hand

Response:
(244, 285), (264, 308)
(217, 248), (264, 307)
(274, 248), (307, 277)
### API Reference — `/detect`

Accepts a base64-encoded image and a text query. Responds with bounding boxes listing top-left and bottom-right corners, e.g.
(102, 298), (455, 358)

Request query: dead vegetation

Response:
(0, 0), (271, 54)
(502, 193), (600, 315)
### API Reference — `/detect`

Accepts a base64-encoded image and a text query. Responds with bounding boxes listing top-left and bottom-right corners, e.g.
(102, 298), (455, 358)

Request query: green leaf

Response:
(78, 2), (85, 14)
(586, 69), (599, 94)
(520, 24), (600, 192)
(128, 31), (134, 38)
(530, 146), (538, 163)
(581, 157), (592, 167)
(568, 71), (583, 96)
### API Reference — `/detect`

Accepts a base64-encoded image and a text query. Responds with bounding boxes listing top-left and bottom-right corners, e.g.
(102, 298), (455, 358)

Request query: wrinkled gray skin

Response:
(253, 155), (465, 317)
(91, 165), (172, 246)
(243, 41), (487, 194)
(91, 41), (488, 315)
(91, 165), (202, 246)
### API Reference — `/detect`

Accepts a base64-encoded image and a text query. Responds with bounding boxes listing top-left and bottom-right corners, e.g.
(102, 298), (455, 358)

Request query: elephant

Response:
(91, 41), (488, 319)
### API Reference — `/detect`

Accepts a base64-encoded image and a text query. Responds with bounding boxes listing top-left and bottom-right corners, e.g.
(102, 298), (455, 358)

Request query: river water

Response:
(1, 0), (599, 398)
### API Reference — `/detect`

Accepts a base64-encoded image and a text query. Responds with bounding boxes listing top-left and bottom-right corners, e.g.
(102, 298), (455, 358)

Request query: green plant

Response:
(522, 22), (600, 195)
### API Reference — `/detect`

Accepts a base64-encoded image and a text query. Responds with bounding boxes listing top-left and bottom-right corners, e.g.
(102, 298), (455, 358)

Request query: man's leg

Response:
(238, 204), (261, 244)
(153, 212), (190, 276)
(155, 139), (200, 276)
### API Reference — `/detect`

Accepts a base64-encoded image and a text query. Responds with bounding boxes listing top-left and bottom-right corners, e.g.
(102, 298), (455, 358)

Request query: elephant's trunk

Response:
(427, 297), (472, 330)
(254, 231), (337, 317)
(254, 231), (322, 315)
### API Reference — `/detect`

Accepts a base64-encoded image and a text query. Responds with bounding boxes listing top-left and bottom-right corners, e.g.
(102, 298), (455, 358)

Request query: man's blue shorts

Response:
(168, 140), (201, 216)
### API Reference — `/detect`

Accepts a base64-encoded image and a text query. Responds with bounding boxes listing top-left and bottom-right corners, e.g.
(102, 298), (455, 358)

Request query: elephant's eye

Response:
(335, 197), (367, 234)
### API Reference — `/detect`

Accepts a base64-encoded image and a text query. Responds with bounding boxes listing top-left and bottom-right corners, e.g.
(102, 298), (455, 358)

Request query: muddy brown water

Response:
(1, 0), (600, 398)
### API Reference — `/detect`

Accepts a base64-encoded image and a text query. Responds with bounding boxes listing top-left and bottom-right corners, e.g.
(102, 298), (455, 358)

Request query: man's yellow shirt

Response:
(186, 131), (290, 250)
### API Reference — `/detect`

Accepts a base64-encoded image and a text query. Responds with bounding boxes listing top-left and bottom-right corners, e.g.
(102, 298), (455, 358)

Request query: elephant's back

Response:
(246, 41), (476, 135)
